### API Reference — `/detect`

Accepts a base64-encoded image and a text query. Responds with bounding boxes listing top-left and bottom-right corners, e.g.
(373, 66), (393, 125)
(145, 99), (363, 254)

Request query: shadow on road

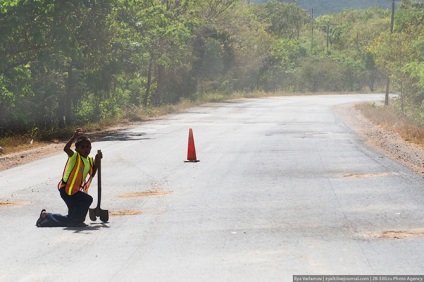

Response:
(64, 222), (110, 232)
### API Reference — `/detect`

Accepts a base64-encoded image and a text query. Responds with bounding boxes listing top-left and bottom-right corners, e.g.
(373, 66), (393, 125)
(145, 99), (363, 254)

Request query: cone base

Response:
(184, 160), (200, 163)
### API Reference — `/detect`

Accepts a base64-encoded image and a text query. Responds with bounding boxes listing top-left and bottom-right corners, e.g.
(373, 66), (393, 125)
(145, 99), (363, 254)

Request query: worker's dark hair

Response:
(75, 136), (91, 147)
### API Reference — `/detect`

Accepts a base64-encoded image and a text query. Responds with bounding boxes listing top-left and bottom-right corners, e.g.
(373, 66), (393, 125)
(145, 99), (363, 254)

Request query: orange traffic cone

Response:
(186, 128), (199, 162)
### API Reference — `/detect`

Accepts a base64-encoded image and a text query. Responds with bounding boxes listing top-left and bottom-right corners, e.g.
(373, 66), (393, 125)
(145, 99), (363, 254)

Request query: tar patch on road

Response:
(110, 210), (143, 216)
(100, 132), (150, 141)
(0, 200), (30, 206)
(119, 190), (173, 198)
(343, 172), (391, 178)
(370, 230), (424, 239)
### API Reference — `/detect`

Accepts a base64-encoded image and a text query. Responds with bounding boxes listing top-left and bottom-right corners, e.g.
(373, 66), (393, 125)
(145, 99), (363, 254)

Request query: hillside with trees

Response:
(1, 0), (423, 140)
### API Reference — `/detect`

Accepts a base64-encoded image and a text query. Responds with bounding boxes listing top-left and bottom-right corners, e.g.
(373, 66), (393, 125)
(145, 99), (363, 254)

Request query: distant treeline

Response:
(1, 0), (423, 136)
(251, 0), (401, 16)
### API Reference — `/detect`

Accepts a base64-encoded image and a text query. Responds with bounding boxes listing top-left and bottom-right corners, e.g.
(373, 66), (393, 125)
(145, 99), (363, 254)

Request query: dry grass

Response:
(0, 136), (51, 155)
(356, 103), (424, 146)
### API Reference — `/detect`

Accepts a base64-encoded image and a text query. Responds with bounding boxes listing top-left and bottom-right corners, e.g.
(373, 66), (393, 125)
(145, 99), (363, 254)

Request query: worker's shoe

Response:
(36, 209), (47, 227)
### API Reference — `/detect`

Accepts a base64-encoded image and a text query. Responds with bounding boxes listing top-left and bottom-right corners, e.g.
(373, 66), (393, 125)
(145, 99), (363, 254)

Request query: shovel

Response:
(89, 150), (109, 223)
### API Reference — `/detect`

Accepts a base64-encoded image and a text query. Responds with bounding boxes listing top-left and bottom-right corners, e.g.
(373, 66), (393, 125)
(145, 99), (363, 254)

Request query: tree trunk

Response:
(154, 64), (165, 106)
(144, 57), (154, 107)
(385, 76), (390, 106)
(58, 65), (74, 128)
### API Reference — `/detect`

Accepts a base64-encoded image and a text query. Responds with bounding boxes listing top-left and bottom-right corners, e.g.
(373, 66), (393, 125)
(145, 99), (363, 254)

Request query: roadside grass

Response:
(0, 91), (390, 155)
(0, 136), (41, 155)
(356, 102), (424, 146)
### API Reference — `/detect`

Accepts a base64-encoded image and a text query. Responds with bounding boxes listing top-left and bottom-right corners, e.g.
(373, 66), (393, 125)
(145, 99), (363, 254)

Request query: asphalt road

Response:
(1, 94), (423, 282)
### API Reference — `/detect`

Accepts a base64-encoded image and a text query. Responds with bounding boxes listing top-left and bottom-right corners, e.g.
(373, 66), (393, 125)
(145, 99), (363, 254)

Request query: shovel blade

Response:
(99, 209), (109, 223)
(89, 208), (97, 221)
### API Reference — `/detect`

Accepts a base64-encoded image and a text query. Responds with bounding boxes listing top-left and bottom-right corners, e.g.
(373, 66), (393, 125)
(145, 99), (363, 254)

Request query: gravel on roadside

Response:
(335, 103), (424, 175)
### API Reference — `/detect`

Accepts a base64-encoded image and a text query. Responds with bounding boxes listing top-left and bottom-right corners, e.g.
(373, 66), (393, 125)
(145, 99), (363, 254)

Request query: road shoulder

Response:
(335, 102), (424, 175)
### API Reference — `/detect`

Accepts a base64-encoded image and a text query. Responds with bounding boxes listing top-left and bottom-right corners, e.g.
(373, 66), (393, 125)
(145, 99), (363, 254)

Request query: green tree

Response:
(368, 0), (424, 120)
(254, 0), (309, 39)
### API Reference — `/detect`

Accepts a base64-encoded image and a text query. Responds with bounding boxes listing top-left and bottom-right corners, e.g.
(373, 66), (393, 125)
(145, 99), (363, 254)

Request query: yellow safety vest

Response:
(58, 152), (94, 195)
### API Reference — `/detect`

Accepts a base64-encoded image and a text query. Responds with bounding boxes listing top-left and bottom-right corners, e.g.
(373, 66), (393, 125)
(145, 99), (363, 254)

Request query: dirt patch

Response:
(0, 143), (64, 171)
(370, 230), (424, 239)
(110, 210), (143, 216)
(343, 172), (391, 178)
(119, 191), (173, 198)
(335, 102), (424, 174)
(0, 201), (31, 207)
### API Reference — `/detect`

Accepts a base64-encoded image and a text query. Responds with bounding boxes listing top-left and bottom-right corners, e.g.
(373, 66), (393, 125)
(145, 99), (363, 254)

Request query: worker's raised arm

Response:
(64, 128), (84, 157)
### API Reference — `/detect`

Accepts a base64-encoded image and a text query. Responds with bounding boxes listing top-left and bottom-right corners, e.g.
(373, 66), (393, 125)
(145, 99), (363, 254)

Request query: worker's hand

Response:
(72, 128), (84, 139)
(95, 151), (103, 165)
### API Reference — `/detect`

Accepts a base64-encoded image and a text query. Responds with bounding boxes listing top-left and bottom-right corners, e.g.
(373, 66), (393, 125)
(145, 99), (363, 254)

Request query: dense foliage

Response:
(1, 0), (423, 137)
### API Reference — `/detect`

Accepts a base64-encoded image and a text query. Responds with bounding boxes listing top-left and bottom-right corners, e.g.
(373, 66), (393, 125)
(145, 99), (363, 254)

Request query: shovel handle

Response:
(97, 150), (101, 207)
